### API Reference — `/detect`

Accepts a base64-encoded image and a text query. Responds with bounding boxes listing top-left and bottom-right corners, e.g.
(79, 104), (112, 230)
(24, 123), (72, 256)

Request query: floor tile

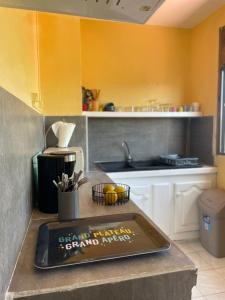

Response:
(192, 286), (203, 298)
(187, 251), (213, 271)
(176, 239), (225, 299)
(206, 293), (225, 299)
(215, 267), (225, 278)
(199, 251), (225, 269)
(176, 239), (203, 254)
(189, 241), (206, 252)
(197, 270), (225, 296)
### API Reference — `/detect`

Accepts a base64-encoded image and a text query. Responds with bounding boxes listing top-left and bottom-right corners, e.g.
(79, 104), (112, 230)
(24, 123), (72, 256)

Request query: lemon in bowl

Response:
(105, 190), (118, 205)
(103, 184), (115, 194)
(115, 186), (126, 200)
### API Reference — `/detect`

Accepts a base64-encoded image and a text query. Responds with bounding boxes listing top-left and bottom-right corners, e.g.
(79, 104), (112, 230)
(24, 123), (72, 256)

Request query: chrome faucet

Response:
(122, 141), (133, 163)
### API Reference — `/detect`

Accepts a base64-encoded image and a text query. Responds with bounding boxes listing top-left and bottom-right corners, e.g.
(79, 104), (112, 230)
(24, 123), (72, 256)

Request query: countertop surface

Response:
(8, 171), (197, 299)
(106, 165), (217, 179)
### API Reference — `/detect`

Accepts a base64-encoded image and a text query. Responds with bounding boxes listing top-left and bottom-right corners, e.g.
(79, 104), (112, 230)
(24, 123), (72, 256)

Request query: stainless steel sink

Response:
(95, 160), (202, 173)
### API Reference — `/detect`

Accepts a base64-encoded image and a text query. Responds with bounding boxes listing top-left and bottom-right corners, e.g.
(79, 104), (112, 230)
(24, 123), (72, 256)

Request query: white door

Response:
(174, 180), (212, 234)
(130, 185), (152, 219)
(152, 183), (172, 236)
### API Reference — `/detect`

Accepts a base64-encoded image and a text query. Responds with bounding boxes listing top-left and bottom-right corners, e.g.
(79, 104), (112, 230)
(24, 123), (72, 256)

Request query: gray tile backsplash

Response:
(44, 116), (214, 171)
(0, 88), (44, 300)
(45, 116), (213, 170)
(88, 118), (189, 170)
(189, 116), (214, 165)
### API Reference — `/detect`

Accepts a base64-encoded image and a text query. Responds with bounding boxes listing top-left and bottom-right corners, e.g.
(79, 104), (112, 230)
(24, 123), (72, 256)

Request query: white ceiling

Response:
(147, 0), (225, 28)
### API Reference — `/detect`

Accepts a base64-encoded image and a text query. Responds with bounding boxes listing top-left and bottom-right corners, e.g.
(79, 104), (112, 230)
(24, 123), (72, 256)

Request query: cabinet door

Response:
(130, 185), (152, 219)
(174, 181), (212, 234)
(152, 183), (172, 236)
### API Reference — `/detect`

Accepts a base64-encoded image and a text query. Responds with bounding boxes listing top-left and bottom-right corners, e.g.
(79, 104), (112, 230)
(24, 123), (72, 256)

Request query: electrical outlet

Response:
(31, 92), (42, 111)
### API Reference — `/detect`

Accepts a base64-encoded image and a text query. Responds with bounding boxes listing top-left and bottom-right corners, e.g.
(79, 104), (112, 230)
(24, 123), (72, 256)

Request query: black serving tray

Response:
(35, 213), (171, 269)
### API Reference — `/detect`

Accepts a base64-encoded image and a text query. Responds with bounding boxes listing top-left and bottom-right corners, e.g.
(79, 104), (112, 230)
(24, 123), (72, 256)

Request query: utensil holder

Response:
(58, 191), (79, 221)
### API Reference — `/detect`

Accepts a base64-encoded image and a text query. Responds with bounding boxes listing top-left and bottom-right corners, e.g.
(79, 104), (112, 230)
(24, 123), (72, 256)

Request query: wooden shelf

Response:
(82, 111), (202, 118)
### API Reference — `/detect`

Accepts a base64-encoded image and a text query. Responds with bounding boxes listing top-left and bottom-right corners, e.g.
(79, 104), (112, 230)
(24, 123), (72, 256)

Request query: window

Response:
(218, 27), (225, 154)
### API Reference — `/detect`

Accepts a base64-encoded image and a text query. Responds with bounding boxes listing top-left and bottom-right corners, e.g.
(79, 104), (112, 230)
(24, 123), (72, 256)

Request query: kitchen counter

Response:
(106, 165), (217, 240)
(7, 171), (197, 300)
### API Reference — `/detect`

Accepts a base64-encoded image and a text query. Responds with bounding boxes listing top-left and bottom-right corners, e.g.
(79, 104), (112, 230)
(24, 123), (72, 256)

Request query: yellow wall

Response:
(0, 7), (39, 110)
(0, 8), (82, 115)
(216, 156), (225, 188)
(187, 5), (225, 188)
(0, 6), (224, 115)
(188, 5), (225, 116)
(38, 13), (82, 115)
(81, 19), (191, 107)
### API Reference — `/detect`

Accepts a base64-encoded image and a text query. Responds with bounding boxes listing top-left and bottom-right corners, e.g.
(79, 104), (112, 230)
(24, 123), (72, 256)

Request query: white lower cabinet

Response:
(108, 169), (217, 240)
(173, 180), (212, 240)
(152, 183), (172, 236)
(130, 185), (152, 219)
(130, 183), (172, 236)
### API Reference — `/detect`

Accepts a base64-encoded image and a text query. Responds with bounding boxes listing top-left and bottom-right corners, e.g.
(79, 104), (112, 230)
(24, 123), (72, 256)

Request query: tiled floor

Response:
(175, 240), (225, 300)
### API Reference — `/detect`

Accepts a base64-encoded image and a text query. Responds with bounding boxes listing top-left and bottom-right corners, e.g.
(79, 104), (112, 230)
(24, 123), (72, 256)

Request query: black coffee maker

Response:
(37, 152), (76, 213)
